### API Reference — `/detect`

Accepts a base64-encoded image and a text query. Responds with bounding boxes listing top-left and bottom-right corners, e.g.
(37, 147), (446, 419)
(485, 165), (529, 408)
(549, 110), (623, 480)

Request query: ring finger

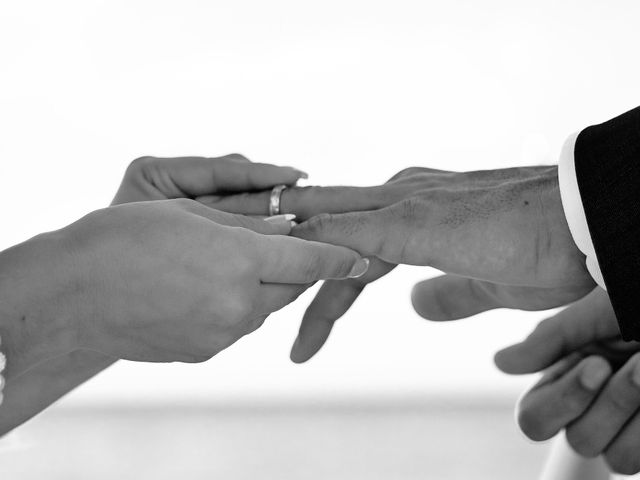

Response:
(196, 185), (396, 220)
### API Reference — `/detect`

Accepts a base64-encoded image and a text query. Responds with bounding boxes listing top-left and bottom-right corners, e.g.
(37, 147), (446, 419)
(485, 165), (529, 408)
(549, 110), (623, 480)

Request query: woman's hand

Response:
(496, 288), (640, 475)
(0, 199), (368, 374)
(0, 153), (313, 434)
(201, 166), (595, 362)
(112, 154), (307, 206)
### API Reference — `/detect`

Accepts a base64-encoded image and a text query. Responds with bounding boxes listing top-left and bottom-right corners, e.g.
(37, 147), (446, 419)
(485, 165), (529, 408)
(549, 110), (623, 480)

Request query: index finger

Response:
(517, 356), (611, 441)
(494, 288), (620, 374)
(258, 235), (370, 284)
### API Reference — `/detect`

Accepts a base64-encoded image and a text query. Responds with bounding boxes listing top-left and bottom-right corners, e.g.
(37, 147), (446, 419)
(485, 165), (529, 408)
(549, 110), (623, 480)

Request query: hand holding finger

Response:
(566, 352), (640, 458)
(259, 235), (370, 285)
(516, 356), (611, 441)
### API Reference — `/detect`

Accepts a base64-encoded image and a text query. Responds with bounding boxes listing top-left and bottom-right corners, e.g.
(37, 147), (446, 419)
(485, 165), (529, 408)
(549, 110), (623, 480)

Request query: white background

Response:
(1, 0), (639, 406)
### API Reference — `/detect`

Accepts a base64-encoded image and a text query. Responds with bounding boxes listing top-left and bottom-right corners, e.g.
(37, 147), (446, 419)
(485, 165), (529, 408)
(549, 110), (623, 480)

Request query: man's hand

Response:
(203, 166), (595, 361)
(495, 288), (640, 475)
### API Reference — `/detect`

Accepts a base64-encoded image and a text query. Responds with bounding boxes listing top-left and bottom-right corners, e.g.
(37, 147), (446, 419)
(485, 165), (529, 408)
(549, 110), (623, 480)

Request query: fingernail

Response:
(290, 221), (298, 228)
(581, 358), (610, 390)
(347, 258), (370, 279)
(631, 355), (640, 387)
(294, 169), (309, 179)
(265, 214), (297, 223)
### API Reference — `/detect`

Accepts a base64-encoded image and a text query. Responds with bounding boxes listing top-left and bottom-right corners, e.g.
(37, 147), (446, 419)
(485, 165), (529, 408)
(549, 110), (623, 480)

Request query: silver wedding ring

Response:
(269, 184), (288, 216)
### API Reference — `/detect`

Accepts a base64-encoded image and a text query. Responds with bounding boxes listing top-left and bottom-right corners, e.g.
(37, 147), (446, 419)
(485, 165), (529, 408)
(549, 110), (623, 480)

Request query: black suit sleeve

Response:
(574, 106), (640, 341)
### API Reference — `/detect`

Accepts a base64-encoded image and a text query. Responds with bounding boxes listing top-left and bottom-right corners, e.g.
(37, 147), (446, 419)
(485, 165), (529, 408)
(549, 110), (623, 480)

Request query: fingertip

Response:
(280, 166), (309, 184)
(293, 169), (309, 180)
(289, 336), (317, 363)
(289, 337), (305, 363)
(494, 344), (532, 374)
(410, 280), (441, 321)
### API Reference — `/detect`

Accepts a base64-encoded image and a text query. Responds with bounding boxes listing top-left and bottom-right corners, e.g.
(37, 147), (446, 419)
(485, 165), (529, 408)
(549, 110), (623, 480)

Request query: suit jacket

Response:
(575, 107), (640, 340)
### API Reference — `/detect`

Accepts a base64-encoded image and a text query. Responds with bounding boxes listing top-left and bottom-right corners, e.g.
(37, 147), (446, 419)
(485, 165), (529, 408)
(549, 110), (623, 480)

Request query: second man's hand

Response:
(496, 288), (640, 475)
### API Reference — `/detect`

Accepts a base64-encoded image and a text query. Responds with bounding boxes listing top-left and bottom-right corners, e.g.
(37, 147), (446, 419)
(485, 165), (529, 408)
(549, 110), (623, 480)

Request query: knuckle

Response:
(304, 213), (333, 235)
(560, 385), (589, 412)
(299, 255), (323, 281)
(393, 197), (421, 221)
(129, 155), (154, 170)
(126, 156), (159, 180)
(234, 257), (255, 278)
(388, 166), (422, 182)
(220, 296), (252, 324)
(223, 153), (249, 162)
(247, 315), (268, 334)
(605, 449), (640, 475)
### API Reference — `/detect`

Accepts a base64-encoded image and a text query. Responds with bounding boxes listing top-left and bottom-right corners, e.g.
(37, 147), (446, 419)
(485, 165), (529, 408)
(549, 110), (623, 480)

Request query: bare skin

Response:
(495, 288), (640, 476)
(0, 155), (362, 433)
(199, 165), (594, 362)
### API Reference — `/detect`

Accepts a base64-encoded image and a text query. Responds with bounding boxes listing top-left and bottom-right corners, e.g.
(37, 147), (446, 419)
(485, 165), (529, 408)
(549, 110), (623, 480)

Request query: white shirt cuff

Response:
(557, 132), (607, 290)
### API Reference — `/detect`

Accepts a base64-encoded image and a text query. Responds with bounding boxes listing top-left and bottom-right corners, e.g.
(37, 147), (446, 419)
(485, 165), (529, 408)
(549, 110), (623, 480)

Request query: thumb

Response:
(411, 275), (502, 321)
(495, 288), (619, 374)
(411, 275), (586, 321)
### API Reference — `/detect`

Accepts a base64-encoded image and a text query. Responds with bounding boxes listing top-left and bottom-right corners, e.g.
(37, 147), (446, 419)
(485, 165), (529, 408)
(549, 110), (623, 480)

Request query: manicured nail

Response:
(581, 358), (610, 390)
(265, 214), (296, 223)
(631, 355), (640, 387)
(347, 258), (370, 279)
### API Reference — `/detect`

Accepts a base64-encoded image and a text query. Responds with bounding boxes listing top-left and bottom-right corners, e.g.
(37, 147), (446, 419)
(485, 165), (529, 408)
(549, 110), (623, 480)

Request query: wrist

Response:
(538, 167), (594, 288)
(0, 231), (80, 379)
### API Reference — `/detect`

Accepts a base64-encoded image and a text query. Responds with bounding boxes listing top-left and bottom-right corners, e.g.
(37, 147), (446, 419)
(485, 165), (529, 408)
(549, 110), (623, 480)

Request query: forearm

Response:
(0, 230), (117, 433)
(0, 350), (116, 435)
(0, 231), (79, 379)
